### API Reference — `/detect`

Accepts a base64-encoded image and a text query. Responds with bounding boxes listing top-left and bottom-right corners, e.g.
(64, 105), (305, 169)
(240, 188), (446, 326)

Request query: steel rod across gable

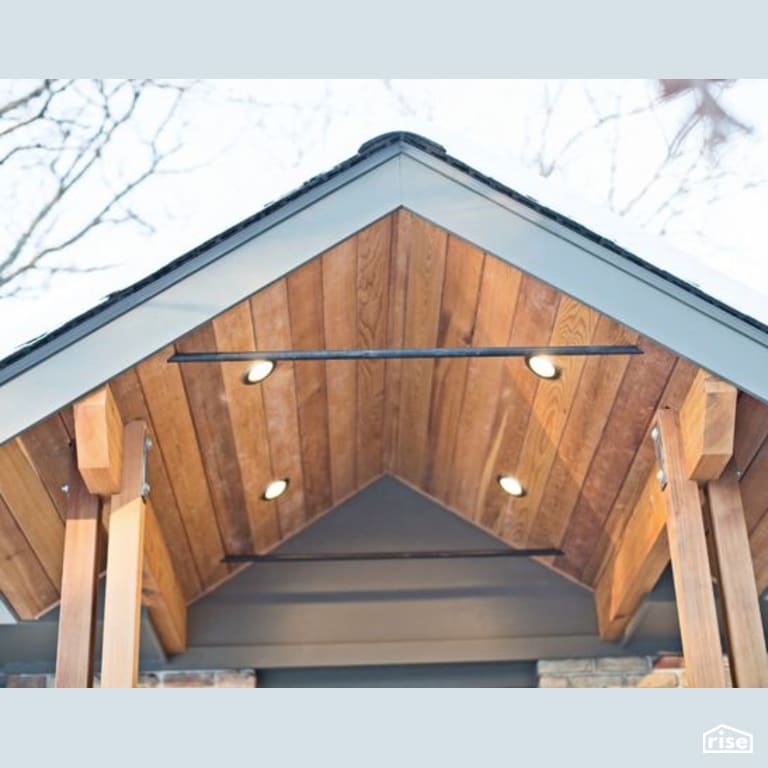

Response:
(170, 345), (642, 364)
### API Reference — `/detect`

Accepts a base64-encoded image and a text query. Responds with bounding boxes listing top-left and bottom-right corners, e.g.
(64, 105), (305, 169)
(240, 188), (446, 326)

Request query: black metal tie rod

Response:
(223, 547), (563, 563)
(170, 345), (642, 364)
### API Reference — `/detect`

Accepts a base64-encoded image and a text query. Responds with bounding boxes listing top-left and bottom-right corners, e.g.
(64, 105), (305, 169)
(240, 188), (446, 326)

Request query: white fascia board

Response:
(399, 148), (768, 404)
(0, 152), (402, 444)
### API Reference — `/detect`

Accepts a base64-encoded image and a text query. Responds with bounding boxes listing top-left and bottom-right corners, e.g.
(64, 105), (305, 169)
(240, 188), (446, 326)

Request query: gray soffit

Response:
(1, 131), (767, 443)
(145, 477), (689, 671)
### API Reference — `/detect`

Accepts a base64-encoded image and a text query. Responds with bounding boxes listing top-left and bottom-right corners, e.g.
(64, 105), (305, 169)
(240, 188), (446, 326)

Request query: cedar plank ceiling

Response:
(2, 210), (768, 619)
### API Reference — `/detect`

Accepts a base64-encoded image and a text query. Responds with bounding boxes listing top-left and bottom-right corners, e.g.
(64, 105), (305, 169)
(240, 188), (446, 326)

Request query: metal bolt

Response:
(61, 483), (70, 494)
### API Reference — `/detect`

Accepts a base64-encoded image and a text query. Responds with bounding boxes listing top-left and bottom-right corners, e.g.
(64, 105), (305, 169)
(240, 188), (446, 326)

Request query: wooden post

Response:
(101, 421), (148, 688)
(707, 464), (768, 687)
(657, 409), (727, 687)
(54, 455), (101, 688)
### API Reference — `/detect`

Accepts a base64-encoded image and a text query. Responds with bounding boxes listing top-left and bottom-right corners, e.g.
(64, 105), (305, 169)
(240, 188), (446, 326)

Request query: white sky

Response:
(1, 79), (767, 358)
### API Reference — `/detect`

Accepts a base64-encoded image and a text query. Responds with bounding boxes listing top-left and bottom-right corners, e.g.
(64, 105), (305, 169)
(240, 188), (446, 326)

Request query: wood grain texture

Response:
(17, 414), (72, 519)
(733, 392), (768, 475)
(0, 440), (64, 588)
(288, 259), (332, 520)
(251, 279), (306, 536)
(595, 467), (669, 640)
(394, 214), (448, 485)
(531, 317), (637, 550)
(707, 464), (768, 687)
(101, 422), (148, 688)
(476, 276), (559, 530)
(322, 237), (359, 503)
(741, 437), (768, 533)
(7, 211), (767, 619)
(679, 370), (737, 481)
(213, 302), (281, 551)
(501, 296), (600, 545)
(110, 369), (202, 600)
(177, 323), (253, 554)
(383, 210), (411, 472)
(136, 347), (228, 588)
(657, 408), (726, 688)
(73, 386), (124, 495)
(143, 498), (187, 655)
(356, 217), (392, 484)
(424, 236), (484, 498)
(446, 256), (521, 519)
(0, 494), (58, 618)
(55, 465), (100, 687)
(575, 354), (695, 585)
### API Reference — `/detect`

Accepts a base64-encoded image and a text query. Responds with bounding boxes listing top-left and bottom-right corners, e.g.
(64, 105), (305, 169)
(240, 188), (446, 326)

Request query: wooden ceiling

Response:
(2, 209), (768, 620)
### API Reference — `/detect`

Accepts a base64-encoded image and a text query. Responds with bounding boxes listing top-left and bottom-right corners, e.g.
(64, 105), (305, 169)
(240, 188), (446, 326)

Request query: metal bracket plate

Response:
(650, 424), (668, 490)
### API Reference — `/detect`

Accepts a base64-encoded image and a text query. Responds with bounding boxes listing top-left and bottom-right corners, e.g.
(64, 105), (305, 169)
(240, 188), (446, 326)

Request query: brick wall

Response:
(538, 655), (733, 687)
(3, 669), (257, 688)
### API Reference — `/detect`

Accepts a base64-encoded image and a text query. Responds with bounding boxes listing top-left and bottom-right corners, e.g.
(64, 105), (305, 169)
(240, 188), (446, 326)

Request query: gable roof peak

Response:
(358, 131), (447, 156)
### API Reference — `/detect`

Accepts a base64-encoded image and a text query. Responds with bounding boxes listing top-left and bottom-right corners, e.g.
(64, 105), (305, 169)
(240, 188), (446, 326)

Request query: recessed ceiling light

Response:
(242, 359), (275, 384)
(525, 355), (560, 380)
(497, 474), (525, 497)
(262, 478), (289, 501)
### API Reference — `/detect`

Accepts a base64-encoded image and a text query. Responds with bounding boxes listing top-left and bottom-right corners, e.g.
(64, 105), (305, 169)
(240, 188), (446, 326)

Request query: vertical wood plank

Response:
(136, 349), (229, 587)
(577, 355), (695, 585)
(101, 422), (148, 689)
(213, 302), (281, 551)
(383, 210), (411, 472)
(110, 369), (203, 600)
(322, 237), (359, 503)
(356, 217), (392, 484)
(707, 465), (768, 687)
(177, 323), (254, 554)
(394, 215), (448, 485)
(287, 259), (332, 520)
(500, 296), (599, 544)
(476, 276), (559, 530)
(446, 256), (520, 517)
(530, 317), (637, 549)
(657, 408), (726, 688)
(424, 236), (484, 499)
(55, 461), (101, 687)
(251, 279), (307, 536)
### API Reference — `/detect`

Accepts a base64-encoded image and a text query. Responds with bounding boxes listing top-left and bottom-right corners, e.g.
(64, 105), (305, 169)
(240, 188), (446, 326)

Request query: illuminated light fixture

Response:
(525, 355), (560, 380)
(262, 478), (289, 501)
(242, 359), (276, 385)
(497, 474), (525, 497)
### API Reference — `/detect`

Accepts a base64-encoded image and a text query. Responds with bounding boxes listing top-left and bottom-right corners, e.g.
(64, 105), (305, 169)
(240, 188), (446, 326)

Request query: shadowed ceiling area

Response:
(2, 477), (712, 676)
(2, 210), (768, 623)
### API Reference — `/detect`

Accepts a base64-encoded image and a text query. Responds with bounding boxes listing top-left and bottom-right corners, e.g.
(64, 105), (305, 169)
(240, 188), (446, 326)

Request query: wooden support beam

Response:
(101, 421), (147, 689)
(54, 457), (101, 687)
(74, 386), (124, 495)
(657, 408), (727, 687)
(595, 468), (669, 640)
(707, 465), (768, 687)
(678, 369), (737, 481)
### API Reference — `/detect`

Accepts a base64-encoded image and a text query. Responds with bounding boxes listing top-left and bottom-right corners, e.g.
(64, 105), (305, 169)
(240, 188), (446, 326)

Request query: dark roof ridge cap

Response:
(358, 131), (447, 156)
